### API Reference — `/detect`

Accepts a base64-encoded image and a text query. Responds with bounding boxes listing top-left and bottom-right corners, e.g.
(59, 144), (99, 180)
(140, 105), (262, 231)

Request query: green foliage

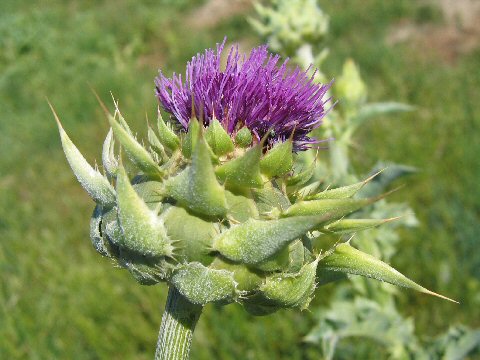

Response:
(249, 0), (329, 56)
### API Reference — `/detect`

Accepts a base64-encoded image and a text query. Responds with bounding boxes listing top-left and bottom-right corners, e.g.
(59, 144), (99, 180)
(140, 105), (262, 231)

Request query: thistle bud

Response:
(55, 41), (452, 319)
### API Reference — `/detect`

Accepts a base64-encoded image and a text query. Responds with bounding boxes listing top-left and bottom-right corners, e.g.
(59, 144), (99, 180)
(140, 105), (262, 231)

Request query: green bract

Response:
(54, 104), (455, 313)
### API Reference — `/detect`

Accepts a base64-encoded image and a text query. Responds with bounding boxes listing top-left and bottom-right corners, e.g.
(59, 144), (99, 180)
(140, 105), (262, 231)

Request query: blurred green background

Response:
(1, 0), (479, 358)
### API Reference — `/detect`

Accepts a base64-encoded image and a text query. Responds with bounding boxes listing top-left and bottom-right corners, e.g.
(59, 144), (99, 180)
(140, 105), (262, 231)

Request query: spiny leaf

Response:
(51, 103), (115, 207)
(215, 144), (264, 188)
(213, 215), (326, 265)
(318, 243), (457, 303)
(165, 134), (227, 217)
(354, 102), (415, 127)
(171, 262), (238, 305)
(116, 164), (173, 257)
(260, 139), (293, 178)
(109, 114), (164, 179)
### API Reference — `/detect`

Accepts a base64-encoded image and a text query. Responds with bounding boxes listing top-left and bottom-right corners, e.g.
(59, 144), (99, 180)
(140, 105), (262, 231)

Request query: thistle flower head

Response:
(155, 40), (332, 150)
(53, 40), (455, 316)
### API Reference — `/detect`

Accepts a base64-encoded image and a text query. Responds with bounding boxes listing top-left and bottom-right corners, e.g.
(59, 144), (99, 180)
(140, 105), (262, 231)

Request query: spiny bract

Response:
(53, 42), (454, 315)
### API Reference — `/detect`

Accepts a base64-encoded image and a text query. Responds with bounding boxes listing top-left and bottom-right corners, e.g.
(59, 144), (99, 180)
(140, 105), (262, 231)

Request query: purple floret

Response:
(155, 39), (332, 150)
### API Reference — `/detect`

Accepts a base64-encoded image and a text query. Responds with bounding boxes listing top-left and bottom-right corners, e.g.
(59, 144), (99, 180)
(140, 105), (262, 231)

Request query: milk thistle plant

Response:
(52, 40), (454, 360)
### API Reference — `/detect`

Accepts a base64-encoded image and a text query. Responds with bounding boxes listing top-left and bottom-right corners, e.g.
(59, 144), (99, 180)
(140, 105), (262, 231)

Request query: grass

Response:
(0, 0), (478, 358)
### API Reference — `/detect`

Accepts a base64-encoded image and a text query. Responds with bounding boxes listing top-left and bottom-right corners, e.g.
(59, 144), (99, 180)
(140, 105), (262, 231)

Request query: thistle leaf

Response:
(102, 128), (118, 180)
(165, 135), (227, 217)
(156, 113), (180, 151)
(318, 243), (457, 302)
(354, 102), (415, 126)
(171, 262), (237, 305)
(205, 118), (234, 156)
(261, 258), (319, 309)
(260, 140), (293, 178)
(51, 104), (115, 207)
(116, 164), (173, 257)
(213, 215), (325, 264)
(109, 115), (164, 179)
(215, 144), (264, 188)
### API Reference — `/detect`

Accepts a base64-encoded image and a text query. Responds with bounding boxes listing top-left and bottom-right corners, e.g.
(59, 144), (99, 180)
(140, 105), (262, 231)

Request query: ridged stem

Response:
(155, 286), (203, 360)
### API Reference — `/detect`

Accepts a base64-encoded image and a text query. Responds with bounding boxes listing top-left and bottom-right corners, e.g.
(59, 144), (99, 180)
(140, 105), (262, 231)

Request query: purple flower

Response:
(155, 40), (332, 150)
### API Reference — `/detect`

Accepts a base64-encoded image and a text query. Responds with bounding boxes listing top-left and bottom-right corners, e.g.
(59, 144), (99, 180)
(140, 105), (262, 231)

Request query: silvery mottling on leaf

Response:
(52, 39), (455, 360)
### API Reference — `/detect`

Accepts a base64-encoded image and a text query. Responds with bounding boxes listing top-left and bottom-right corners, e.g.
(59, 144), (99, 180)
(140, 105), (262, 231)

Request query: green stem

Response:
(155, 286), (203, 360)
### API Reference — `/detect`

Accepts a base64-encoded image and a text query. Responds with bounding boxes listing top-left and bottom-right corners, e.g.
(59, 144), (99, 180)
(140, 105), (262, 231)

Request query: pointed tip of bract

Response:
(419, 288), (459, 304)
(373, 184), (405, 202)
(50, 99), (116, 207)
(89, 86), (111, 119)
(364, 168), (385, 184)
(319, 243), (458, 304)
(306, 172), (385, 201)
(47, 98), (63, 129)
